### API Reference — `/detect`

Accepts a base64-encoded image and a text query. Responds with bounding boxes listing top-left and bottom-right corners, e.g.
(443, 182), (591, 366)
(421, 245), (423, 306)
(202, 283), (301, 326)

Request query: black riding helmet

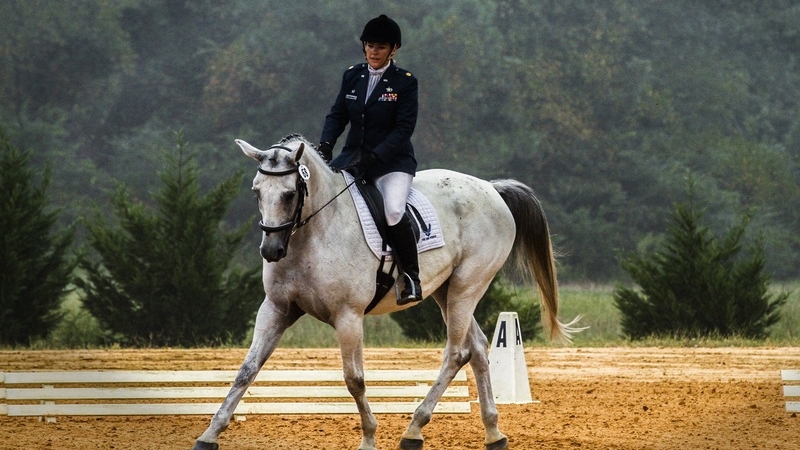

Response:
(360, 14), (401, 48)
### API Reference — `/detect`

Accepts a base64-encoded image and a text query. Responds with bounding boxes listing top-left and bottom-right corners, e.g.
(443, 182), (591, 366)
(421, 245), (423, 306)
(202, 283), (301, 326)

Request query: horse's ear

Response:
(295, 143), (305, 162)
(236, 139), (265, 161)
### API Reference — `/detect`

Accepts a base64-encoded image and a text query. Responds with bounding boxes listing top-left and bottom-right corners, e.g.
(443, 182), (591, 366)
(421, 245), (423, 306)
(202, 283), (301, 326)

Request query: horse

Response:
(191, 134), (582, 450)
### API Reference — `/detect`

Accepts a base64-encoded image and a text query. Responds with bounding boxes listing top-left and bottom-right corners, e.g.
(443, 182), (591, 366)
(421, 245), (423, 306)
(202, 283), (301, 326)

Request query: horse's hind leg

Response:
(400, 279), (507, 450)
(400, 317), (507, 450)
(399, 283), (481, 450)
(192, 300), (302, 450)
(333, 312), (378, 450)
(466, 317), (508, 450)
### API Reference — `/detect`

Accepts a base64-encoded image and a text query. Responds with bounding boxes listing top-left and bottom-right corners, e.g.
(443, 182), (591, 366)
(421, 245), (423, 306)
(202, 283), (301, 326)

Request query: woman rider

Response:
(318, 14), (422, 305)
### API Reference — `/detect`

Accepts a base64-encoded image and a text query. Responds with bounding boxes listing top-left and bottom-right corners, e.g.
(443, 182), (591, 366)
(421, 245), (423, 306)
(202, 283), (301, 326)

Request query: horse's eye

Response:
(282, 190), (297, 202)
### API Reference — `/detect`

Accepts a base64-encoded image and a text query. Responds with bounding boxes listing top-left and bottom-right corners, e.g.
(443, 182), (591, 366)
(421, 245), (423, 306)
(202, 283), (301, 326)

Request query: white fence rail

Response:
(781, 370), (800, 413)
(0, 369), (470, 421)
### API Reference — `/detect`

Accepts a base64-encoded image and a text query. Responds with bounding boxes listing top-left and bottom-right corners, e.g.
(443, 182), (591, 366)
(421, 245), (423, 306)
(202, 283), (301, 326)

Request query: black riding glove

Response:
(357, 151), (379, 175)
(318, 142), (333, 163)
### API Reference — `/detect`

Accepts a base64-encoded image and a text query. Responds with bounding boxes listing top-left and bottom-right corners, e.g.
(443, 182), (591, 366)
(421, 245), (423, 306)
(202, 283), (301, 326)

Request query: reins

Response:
(257, 145), (360, 235)
(295, 176), (359, 231)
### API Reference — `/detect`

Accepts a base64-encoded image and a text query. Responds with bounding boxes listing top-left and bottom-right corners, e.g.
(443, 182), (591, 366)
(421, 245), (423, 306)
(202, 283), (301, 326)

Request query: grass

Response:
(17, 282), (800, 349)
(539, 281), (800, 347)
(768, 282), (800, 341)
(552, 284), (623, 345)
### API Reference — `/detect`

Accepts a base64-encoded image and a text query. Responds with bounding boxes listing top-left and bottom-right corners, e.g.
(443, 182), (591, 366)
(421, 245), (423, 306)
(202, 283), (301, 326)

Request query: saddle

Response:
(353, 178), (404, 313)
(344, 173), (444, 313)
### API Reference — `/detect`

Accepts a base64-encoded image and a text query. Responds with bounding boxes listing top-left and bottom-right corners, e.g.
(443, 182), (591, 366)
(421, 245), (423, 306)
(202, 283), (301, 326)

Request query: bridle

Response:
(255, 145), (358, 237)
(256, 162), (308, 235)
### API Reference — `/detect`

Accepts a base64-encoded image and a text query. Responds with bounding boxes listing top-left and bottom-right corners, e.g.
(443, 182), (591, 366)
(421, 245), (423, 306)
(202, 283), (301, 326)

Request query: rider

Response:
(318, 14), (422, 305)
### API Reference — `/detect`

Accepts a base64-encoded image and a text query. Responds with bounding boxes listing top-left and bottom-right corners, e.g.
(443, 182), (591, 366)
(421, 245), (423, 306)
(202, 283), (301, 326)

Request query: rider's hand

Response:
(318, 142), (333, 163)
(357, 151), (379, 175)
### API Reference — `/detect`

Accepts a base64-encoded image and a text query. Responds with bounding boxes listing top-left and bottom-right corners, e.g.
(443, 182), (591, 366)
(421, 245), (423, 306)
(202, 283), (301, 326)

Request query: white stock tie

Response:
(366, 64), (389, 103)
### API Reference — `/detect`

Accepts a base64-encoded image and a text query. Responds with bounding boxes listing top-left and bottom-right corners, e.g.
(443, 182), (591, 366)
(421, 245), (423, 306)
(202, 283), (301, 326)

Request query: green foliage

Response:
(0, 126), (75, 345)
(614, 183), (788, 340)
(76, 133), (262, 347)
(17, 282), (800, 349)
(389, 297), (444, 343)
(277, 315), (412, 348)
(766, 283), (800, 342)
(45, 305), (106, 349)
(391, 275), (541, 342)
(555, 284), (622, 344)
(3, 0), (800, 282)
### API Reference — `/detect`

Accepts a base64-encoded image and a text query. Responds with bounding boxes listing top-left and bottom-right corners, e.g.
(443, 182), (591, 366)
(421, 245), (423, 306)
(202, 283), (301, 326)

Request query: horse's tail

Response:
(492, 179), (584, 344)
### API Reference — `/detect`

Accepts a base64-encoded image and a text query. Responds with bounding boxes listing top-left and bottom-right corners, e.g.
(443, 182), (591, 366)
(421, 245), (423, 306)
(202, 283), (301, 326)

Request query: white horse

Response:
(192, 134), (581, 450)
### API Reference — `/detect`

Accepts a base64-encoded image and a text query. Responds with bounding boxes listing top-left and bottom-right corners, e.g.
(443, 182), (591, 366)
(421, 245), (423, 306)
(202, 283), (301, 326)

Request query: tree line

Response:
(2, 0), (799, 282)
(2, 126), (784, 346)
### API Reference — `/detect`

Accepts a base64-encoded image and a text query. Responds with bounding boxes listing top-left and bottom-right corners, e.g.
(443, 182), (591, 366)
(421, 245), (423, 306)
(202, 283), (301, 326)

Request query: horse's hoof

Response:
(191, 440), (219, 450)
(399, 438), (424, 450)
(486, 437), (508, 450)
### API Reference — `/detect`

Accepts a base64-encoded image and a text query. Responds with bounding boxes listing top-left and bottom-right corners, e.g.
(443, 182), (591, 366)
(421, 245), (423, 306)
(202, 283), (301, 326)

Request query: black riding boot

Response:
(388, 213), (423, 305)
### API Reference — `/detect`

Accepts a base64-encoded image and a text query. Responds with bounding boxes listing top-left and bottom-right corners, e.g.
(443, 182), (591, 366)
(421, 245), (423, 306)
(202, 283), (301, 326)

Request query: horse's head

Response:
(237, 137), (312, 262)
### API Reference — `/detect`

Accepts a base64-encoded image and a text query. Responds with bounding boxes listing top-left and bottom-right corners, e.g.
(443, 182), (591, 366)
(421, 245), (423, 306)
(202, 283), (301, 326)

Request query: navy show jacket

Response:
(320, 61), (418, 178)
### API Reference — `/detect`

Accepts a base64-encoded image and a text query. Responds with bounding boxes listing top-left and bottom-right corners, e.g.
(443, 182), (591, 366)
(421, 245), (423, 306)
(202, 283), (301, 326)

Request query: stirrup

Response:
(397, 273), (422, 306)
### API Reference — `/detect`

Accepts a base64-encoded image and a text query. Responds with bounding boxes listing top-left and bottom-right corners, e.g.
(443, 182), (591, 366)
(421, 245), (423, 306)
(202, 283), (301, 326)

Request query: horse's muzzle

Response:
(260, 233), (290, 262)
(261, 247), (286, 262)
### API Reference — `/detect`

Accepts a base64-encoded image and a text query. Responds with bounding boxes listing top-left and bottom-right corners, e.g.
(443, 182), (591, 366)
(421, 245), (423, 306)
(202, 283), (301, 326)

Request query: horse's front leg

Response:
(334, 312), (378, 450)
(192, 299), (302, 450)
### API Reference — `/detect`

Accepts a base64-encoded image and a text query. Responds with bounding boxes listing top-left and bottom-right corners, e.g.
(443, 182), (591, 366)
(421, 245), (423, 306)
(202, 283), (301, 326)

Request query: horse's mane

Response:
(277, 133), (308, 145)
(278, 133), (329, 167)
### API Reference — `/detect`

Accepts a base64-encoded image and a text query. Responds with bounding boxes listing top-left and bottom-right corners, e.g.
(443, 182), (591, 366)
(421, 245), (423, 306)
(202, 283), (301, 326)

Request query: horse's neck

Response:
(307, 164), (353, 224)
(278, 164), (359, 270)
(312, 162), (343, 196)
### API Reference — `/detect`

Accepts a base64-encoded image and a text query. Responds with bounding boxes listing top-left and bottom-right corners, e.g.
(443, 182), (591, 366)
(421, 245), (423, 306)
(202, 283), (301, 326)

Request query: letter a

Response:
(495, 320), (507, 348)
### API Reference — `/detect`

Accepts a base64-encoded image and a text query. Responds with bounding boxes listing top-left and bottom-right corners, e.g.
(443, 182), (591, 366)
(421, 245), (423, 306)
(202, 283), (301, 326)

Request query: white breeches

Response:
(374, 172), (413, 226)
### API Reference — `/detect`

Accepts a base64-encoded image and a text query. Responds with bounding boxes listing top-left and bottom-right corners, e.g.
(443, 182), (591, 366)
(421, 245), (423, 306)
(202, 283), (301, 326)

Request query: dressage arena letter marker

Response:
(488, 312), (534, 404)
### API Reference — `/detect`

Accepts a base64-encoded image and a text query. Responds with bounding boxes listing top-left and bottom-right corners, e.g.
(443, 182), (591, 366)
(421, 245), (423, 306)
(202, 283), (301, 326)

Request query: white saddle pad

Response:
(343, 172), (445, 260)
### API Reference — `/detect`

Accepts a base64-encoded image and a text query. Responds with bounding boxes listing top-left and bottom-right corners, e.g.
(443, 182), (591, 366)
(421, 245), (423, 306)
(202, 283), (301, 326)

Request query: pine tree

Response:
(614, 184), (787, 340)
(0, 126), (75, 345)
(77, 133), (262, 346)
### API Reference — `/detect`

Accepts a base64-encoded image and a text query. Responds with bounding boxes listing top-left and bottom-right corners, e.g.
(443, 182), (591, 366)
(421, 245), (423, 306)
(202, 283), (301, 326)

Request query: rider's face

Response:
(364, 42), (395, 69)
